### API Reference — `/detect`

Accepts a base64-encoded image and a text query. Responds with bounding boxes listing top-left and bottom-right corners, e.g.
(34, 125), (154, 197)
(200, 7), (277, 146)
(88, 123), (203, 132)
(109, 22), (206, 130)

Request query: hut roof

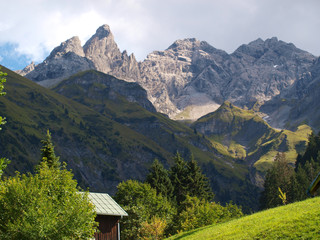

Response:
(88, 192), (128, 217)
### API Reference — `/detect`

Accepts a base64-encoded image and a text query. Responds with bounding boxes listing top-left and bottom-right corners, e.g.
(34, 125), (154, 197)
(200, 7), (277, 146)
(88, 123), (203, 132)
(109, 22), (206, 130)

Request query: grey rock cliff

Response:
(137, 37), (315, 119)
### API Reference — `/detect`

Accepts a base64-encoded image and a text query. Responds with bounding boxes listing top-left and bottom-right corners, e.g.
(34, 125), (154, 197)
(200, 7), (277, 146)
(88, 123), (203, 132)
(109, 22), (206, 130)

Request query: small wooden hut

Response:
(88, 192), (128, 240)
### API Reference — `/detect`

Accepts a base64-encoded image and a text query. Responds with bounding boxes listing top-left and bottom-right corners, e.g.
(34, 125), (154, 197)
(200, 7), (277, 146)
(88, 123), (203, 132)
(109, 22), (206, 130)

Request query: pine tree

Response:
(145, 159), (173, 199)
(186, 155), (214, 201)
(40, 130), (60, 169)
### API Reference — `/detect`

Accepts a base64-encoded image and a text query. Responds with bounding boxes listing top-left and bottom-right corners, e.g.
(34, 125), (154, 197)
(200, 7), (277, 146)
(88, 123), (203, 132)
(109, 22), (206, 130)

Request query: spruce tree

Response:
(169, 152), (189, 205)
(40, 130), (60, 169)
(186, 155), (214, 201)
(145, 159), (173, 199)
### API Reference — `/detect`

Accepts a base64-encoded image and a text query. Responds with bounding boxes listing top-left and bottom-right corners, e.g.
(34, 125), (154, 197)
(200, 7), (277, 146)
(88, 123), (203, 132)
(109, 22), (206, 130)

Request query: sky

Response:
(0, 0), (319, 70)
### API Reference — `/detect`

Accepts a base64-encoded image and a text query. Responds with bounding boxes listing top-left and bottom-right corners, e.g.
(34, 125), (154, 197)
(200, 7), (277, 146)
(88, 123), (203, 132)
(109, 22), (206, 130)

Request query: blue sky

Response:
(1, 0), (319, 70)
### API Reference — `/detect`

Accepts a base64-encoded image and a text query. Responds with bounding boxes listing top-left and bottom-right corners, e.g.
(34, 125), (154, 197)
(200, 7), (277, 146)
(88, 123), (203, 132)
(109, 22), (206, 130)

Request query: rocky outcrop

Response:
(226, 37), (315, 106)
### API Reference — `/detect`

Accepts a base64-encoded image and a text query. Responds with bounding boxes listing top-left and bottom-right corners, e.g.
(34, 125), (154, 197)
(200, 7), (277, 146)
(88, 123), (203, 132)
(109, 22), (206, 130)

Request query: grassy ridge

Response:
(168, 197), (320, 240)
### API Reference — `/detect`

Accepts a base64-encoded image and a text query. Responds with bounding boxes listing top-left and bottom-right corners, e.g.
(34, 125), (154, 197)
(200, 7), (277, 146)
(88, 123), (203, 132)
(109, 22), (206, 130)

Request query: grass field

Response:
(168, 197), (320, 240)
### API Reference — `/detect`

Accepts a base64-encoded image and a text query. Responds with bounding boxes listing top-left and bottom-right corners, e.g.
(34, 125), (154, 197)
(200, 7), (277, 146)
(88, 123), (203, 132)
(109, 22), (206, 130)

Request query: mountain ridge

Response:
(19, 24), (316, 122)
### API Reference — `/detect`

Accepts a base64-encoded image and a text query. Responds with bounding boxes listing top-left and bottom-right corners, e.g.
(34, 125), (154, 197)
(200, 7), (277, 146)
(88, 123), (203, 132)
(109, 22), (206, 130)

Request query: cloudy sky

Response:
(0, 0), (319, 70)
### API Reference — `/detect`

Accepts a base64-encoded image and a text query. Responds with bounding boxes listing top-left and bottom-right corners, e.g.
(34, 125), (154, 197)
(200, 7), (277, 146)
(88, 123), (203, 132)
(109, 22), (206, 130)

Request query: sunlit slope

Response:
(193, 102), (311, 173)
(168, 196), (320, 240)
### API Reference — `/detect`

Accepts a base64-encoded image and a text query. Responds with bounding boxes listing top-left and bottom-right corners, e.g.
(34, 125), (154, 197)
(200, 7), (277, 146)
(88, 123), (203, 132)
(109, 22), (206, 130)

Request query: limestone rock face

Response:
(83, 25), (140, 82)
(137, 37), (315, 118)
(138, 38), (229, 118)
(83, 24), (121, 73)
(25, 36), (94, 87)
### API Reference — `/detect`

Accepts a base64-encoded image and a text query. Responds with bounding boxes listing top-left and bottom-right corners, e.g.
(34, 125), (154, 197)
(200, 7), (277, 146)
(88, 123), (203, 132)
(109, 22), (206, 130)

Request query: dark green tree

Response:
(186, 155), (214, 202)
(145, 158), (173, 199)
(40, 130), (60, 169)
(169, 152), (189, 205)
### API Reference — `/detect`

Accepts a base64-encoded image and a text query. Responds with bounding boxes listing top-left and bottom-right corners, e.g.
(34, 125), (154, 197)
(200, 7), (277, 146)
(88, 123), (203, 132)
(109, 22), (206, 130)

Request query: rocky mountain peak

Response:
(167, 38), (201, 51)
(47, 36), (84, 60)
(83, 24), (122, 73)
(92, 24), (112, 40)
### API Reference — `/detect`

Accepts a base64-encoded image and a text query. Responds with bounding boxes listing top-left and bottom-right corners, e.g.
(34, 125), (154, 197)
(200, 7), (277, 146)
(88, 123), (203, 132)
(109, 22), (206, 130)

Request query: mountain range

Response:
(18, 24), (318, 125)
(4, 24), (320, 210)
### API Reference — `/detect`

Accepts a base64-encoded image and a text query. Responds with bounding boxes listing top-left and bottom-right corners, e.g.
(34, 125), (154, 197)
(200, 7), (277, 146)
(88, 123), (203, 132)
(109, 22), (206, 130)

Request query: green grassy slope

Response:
(168, 196), (320, 240)
(0, 67), (176, 192)
(193, 102), (311, 174)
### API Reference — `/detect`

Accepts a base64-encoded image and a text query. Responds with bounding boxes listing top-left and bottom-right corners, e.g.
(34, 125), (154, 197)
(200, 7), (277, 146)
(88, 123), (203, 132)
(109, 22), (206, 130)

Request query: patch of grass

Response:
(168, 197), (320, 240)
(254, 125), (312, 172)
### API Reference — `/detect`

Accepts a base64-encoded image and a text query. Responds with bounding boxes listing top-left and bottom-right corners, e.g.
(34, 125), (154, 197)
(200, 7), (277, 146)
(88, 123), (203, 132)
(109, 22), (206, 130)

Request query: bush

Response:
(0, 162), (97, 240)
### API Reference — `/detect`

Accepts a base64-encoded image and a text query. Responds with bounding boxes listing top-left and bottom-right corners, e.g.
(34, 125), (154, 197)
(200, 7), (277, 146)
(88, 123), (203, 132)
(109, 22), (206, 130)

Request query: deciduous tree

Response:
(0, 133), (97, 239)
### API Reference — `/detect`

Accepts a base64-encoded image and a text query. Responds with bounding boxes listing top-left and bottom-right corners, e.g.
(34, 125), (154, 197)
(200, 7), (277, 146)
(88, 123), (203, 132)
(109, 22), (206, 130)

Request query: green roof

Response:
(88, 192), (128, 217)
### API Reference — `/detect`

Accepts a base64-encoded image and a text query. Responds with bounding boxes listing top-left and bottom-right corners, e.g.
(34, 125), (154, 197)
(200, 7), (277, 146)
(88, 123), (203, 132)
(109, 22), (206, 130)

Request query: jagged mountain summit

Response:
(20, 24), (316, 121)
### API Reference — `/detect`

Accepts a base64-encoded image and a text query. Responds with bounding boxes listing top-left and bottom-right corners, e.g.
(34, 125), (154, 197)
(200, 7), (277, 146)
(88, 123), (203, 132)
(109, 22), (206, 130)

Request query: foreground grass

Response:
(168, 197), (320, 240)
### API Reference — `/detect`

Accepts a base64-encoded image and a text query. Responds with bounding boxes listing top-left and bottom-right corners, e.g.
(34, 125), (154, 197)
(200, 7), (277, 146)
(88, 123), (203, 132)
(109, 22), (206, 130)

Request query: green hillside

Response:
(0, 67), (257, 209)
(193, 102), (311, 181)
(0, 66), (177, 192)
(168, 196), (320, 240)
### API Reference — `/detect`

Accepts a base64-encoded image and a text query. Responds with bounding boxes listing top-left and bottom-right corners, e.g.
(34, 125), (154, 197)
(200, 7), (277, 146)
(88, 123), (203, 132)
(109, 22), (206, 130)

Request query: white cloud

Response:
(0, 0), (319, 68)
